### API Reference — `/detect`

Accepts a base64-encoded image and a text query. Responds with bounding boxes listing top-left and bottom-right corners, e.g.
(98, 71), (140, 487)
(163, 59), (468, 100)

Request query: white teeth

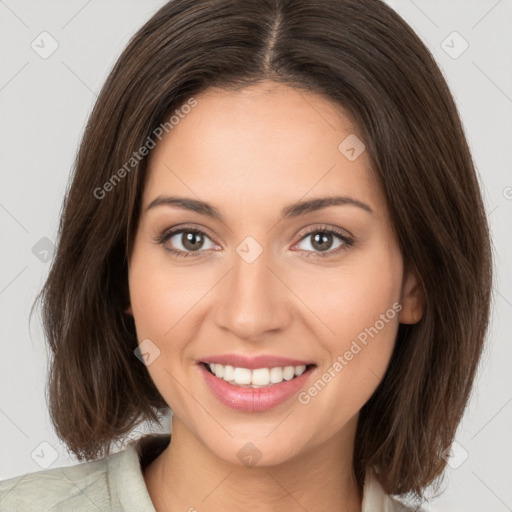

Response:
(223, 364), (235, 381)
(234, 367), (252, 385)
(207, 363), (308, 387)
(269, 367), (283, 383)
(252, 368), (270, 386)
(213, 363), (224, 378)
(294, 365), (306, 376)
(282, 366), (295, 381)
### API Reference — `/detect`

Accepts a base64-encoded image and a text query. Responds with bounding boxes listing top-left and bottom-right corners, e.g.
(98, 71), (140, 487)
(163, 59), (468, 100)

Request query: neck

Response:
(143, 417), (362, 512)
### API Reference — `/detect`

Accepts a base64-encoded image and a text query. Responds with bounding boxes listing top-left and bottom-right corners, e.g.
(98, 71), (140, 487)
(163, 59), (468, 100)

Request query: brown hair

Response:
(35, 0), (492, 499)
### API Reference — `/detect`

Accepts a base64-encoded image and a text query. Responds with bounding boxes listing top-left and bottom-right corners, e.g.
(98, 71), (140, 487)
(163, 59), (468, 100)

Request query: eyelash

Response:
(154, 224), (354, 259)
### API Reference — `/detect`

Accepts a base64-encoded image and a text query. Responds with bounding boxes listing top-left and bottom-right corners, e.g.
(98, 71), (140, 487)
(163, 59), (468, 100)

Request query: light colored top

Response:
(0, 434), (418, 511)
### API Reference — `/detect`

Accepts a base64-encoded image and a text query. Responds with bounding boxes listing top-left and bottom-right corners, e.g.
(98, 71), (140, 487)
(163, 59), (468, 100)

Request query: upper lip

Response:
(199, 354), (315, 369)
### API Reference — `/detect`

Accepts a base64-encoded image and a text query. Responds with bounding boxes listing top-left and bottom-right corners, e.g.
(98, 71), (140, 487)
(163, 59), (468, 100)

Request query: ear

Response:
(399, 268), (425, 324)
(125, 305), (133, 316)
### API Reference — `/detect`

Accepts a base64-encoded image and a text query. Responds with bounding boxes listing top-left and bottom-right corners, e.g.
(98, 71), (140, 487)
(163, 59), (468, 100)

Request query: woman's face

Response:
(127, 80), (422, 466)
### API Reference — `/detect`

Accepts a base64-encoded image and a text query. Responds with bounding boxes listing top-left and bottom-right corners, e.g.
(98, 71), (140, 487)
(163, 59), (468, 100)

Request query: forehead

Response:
(142, 81), (384, 216)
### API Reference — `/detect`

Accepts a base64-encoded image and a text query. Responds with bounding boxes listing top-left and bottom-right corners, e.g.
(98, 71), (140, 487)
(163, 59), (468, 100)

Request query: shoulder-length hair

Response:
(36, 0), (492, 498)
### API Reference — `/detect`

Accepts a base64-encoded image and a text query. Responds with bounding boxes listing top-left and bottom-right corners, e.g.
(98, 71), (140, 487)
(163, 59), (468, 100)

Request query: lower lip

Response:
(198, 363), (316, 412)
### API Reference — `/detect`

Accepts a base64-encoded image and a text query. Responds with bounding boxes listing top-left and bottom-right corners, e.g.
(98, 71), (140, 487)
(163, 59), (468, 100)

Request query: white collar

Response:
(114, 434), (418, 512)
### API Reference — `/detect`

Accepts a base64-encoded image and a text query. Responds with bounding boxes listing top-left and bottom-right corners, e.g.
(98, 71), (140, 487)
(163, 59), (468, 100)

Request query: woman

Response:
(0, 0), (492, 510)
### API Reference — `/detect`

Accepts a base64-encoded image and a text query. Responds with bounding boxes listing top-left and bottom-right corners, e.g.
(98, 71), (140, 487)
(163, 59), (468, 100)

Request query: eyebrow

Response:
(145, 194), (373, 220)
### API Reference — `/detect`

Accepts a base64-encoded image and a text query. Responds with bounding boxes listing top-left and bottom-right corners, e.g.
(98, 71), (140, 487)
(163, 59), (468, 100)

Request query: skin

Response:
(126, 79), (425, 512)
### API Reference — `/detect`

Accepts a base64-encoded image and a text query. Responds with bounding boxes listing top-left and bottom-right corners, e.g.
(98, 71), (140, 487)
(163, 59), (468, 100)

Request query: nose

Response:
(213, 245), (292, 341)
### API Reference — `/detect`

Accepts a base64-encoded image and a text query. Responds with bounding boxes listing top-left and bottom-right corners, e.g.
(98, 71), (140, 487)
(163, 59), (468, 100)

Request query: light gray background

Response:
(1, 1), (511, 510)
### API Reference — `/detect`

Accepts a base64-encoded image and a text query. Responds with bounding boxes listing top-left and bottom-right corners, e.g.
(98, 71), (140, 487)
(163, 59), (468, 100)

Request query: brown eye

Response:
(157, 228), (217, 258)
(294, 227), (353, 258)
(179, 231), (206, 251)
(310, 232), (335, 252)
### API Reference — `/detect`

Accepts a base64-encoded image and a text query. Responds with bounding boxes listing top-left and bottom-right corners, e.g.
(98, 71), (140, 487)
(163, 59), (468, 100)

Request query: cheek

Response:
(127, 246), (205, 410)
(290, 241), (402, 408)
(288, 239), (402, 341)
(128, 244), (207, 341)
(128, 266), (174, 341)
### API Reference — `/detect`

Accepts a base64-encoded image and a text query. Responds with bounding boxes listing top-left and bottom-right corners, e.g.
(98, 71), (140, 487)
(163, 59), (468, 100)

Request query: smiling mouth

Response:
(201, 362), (316, 388)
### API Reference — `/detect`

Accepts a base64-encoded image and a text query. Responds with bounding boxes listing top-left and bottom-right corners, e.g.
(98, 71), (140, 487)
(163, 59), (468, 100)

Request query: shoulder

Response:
(0, 452), (115, 511)
(386, 497), (427, 512)
(362, 473), (429, 512)
(0, 434), (168, 512)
